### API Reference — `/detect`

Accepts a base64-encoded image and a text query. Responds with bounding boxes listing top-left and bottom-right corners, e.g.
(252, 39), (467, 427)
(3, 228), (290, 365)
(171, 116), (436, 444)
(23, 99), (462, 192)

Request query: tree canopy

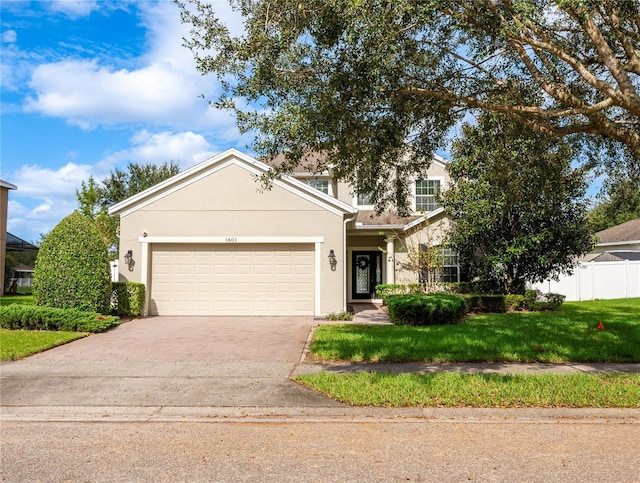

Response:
(441, 109), (595, 294)
(179, 0), (640, 210)
(76, 162), (181, 256)
(589, 167), (640, 231)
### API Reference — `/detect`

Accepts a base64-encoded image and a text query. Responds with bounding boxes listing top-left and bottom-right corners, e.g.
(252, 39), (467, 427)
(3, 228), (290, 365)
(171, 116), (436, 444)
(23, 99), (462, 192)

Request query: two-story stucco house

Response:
(109, 148), (456, 316)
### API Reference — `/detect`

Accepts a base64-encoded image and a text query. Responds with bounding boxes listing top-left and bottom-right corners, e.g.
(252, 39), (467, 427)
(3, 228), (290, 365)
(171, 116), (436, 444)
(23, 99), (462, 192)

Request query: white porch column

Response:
(386, 237), (395, 284)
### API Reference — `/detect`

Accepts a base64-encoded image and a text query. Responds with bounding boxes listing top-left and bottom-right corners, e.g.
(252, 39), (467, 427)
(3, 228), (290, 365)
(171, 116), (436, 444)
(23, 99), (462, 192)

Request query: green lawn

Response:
(0, 295), (34, 306)
(0, 328), (88, 360)
(298, 298), (640, 407)
(296, 372), (640, 408)
(310, 298), (640, 363)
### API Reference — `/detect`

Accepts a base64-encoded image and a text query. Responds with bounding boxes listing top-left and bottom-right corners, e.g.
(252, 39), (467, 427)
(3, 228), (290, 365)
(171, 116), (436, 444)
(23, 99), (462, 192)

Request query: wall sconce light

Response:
(328, 249), (337, 271)
(124, 250), (134, 271)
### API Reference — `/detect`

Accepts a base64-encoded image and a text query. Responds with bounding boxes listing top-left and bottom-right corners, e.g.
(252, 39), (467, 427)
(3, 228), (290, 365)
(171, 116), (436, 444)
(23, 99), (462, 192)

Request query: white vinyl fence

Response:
(532, 260), (640, 301)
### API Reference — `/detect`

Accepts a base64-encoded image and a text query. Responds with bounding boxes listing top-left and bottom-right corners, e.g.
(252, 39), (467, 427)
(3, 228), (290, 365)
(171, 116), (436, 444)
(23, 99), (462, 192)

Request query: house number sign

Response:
(225, 237), (238, 243)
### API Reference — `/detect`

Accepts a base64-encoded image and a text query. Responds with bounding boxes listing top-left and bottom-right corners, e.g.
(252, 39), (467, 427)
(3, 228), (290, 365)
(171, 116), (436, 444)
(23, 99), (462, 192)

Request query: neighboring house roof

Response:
(596, 218), (640, 245)
(591, 250), (640, 262)
(6, 232), (39, 251)
(108, 148), (357, 217)
(0, 180), (17, 190)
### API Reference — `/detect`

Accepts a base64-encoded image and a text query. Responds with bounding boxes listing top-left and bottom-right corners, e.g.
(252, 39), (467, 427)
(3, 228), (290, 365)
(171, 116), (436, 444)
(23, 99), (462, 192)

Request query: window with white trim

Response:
(356, 193), (373, 206)
(420, 247), (461, 283)
(415, 179), (441, 212)
(308, 179), (329, 194)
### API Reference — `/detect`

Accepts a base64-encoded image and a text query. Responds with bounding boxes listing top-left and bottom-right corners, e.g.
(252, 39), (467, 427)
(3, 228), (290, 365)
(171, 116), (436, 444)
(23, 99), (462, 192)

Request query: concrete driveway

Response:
(0, 316), (342, 411)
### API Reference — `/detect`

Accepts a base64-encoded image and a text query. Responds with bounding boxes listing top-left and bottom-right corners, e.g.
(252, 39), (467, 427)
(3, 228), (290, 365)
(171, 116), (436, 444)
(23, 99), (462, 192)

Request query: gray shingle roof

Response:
(596, 218), (640, 243)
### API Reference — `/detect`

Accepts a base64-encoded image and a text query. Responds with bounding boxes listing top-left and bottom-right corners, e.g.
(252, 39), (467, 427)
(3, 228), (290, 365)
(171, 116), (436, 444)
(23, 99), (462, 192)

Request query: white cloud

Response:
(2, 29), (17, 43)
(10, 161), (92, 198)
(25, 59), (198, 128)
(97, 130), (217, 172)
(20, 1), (245, 137)
(46, 1), (99, 19)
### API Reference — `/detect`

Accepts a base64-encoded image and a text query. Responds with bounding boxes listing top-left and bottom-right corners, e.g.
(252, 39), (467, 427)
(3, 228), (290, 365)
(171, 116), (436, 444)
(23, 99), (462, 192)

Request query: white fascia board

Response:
(597, 240), (640, 247)
(431, 153), (449, 168)
(0, 180), (17, 190)
(352, 224), (406, 231)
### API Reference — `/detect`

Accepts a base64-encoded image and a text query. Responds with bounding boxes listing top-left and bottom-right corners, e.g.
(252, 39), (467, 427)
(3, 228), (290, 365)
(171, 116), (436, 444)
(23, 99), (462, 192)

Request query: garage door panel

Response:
(150, 243), (314, 316)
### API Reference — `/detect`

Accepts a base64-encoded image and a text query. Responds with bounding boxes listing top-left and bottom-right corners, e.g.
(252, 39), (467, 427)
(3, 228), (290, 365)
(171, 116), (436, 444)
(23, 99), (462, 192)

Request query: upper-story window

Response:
(308, 179), (329, 194)
(415, 179), (441, 212)
(356, 193), (373, 206)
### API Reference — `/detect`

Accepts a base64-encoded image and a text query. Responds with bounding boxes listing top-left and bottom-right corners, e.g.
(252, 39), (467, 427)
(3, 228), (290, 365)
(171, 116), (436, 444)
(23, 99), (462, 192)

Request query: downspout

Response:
(343, 211), (358, 311)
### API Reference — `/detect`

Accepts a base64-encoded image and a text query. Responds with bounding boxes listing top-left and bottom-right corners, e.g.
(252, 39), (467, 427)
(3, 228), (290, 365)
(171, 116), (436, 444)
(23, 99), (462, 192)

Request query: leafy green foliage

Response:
(462, 294), (507, 314)
(33, 212), (112, 313)
(76, 162), (180, 256)
(0, 304), (119, 332)
(111, 282), (146, 317)
(386, 294), (467, 326)
(441, 108), (595, 294)
(589, 172), (640, 232)
(179, 0), (640, 209)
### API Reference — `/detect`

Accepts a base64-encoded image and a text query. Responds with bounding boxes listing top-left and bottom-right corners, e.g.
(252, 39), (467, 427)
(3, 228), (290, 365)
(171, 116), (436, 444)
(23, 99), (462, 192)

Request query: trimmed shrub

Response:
(326, 311), (354, 321)
(479, 294), (507, 313)
(375, 283), (425, 303)
(33, 212), (112, 313)
(525, 290), (566, 311)
(111, 282), (146, 317)
(506, 294), (527, 311)
(0, 304), (119, 332)
(386, 293), (467, 326)
(462, 294), (507, 313)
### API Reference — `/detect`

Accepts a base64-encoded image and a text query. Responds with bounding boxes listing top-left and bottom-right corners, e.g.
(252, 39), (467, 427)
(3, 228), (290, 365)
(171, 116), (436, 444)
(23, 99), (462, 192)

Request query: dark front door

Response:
(352, 251), (383, 299)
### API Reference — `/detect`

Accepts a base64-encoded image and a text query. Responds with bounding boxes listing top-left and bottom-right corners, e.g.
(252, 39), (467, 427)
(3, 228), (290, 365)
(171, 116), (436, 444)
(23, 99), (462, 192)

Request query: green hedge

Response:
(386, 293), (467, 326)
(33, 212), (112, 313)
(375, 283), (425, 303)
(0, 305), (120, 332)
(111, 282), (145, 317)
(462, 294), (507, 313)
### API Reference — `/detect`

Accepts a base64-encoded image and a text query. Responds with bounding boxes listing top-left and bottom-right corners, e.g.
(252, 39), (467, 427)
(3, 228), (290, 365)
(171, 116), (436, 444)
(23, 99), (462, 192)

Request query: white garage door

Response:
(149, 244), (314, 316)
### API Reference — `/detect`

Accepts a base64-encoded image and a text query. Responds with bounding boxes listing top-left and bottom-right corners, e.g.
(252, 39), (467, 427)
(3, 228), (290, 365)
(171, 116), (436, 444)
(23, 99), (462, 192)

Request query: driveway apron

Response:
(0, 316), (342, 409)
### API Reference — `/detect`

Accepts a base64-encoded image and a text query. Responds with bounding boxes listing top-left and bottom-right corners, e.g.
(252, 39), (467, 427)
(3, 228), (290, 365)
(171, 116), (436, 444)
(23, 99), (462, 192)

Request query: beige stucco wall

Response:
(118, 161), (348, 314)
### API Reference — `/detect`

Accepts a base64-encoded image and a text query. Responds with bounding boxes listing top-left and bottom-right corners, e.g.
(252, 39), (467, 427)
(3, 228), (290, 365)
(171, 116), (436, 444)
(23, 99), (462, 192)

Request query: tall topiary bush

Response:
(33, 211), (111, 313)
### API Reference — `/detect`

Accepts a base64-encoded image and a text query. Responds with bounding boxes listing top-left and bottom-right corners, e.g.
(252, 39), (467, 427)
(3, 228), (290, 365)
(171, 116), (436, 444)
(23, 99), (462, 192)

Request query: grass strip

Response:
(0, 328), (88, 360)
(0, 295), (34, 306)
(295, 372), (640, 408)
(310, 298), (640, 363)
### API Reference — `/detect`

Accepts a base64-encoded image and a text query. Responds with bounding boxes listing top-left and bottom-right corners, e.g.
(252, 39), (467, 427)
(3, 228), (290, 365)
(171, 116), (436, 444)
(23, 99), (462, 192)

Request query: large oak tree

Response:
(441, 108), (595, 294)
(178, 0), (640, 210)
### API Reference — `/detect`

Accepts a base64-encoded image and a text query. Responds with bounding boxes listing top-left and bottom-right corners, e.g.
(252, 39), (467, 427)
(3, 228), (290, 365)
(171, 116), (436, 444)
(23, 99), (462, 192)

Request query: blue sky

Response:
(1, 0), (250, 243)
